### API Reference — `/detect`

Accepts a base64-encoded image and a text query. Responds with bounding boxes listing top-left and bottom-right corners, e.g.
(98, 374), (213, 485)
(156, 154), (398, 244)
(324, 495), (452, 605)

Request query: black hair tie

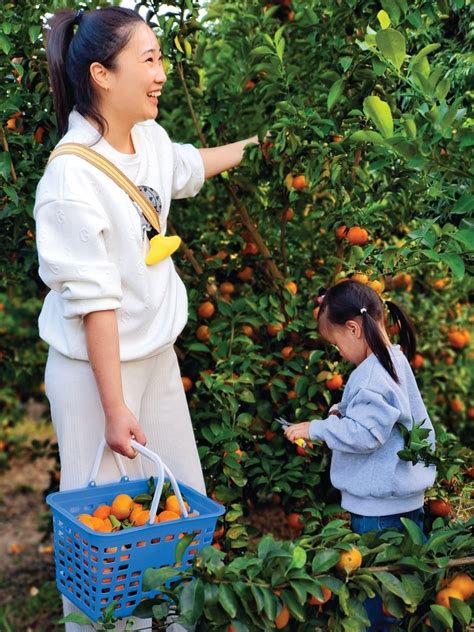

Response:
(74, 9), (84, 26)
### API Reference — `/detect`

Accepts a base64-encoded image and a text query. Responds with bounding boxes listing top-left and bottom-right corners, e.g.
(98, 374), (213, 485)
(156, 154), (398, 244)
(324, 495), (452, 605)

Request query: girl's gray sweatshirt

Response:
(309, 345), (436, 516)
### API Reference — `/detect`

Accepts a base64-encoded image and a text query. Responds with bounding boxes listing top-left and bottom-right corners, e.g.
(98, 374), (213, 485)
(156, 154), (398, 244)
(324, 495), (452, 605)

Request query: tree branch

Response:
(167, 218), (203, 275)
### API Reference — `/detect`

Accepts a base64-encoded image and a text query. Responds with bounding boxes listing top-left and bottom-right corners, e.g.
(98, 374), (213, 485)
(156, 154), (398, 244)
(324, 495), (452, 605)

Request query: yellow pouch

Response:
(145, 234), (182, 265)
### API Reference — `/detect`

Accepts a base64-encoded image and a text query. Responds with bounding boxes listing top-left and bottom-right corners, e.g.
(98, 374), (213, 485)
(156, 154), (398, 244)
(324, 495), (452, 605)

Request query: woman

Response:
(35, 6), (258, 630)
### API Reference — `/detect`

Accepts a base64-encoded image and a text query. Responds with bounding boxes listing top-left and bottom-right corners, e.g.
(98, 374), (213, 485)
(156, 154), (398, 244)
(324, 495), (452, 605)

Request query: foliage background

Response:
(0, 0), (473, 630)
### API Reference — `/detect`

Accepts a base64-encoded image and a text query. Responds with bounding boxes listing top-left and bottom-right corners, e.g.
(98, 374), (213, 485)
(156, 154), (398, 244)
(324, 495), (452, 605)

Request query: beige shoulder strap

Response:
(48, 142), (161, 234)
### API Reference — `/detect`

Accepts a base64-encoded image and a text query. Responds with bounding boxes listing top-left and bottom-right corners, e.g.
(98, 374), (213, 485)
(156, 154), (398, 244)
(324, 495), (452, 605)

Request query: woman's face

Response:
(99, 22), (167, 125)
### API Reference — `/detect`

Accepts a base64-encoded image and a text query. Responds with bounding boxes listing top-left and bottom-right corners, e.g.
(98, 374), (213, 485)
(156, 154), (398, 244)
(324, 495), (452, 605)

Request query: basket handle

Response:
(88, 438), (189, 524)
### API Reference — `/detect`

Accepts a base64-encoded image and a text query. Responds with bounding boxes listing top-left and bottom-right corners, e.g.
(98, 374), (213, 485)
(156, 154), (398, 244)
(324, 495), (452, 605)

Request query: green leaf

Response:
(435, 78), (450, 101)
(450, 598), (472, 626)
(312, 549), (340, 572)
(218, 584), (238, 618)
(180, 578), (205, 623)
(451, 229), (474, 251)
(409, 43), (441, 70)
(143, 566), (179, 591)
(452, 192), (474, 215)
(400, 518), (425, 545)
(327, 78), (344, 111)
(373, 572), (411, 604)
(152, 603), (170, 621)
(377, 10), (391, 29)
(175, 532), (197, 565)
(0, 34), (12, 54)
(59, 614), (93, 625)
(0, 153), (12, 180)
(349, 130), (385, 144)
(430, 604), (453, 628)
(286, 546), (307, 572)
(363, 96), (394, 138)
(375, 29), (406, 70)
(28, 25), (41, 43)
(439, 253), (465, 281)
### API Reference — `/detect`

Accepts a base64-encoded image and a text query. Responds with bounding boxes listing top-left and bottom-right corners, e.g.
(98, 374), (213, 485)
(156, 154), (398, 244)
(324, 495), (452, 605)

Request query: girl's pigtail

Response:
(361, 311), (399, 383)
(385, 300), (417, 362)
(45, 11), (77, 136)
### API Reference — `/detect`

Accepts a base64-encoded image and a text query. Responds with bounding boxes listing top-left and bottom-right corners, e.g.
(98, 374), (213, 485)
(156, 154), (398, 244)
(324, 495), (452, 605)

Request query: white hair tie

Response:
(360, 307), (367, 314)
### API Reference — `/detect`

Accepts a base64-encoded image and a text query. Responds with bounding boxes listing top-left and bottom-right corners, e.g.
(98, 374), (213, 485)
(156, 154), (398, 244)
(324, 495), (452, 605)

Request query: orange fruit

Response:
(351, 273), (369, 284)
(336, 225), (348, 239)
(111, 494), (134, 520)
(450, 398), (464, 413)
(448, 574), (474, 600)
(429, 498), (452, 517)
(133, 510), (158, 526)
(285, 207), (295, 220)
(447, 329), (468, 349)
(96, 518), (113, 532)
(93, 505), (112, 520)
(157, 510), (181, 523)
(411, 354), (424, 370)
(33, 126), (45, 144)
(309, 585), (332, 605)
(129, 503), (144, 524)
(197, 301), (215, 319)
(241, 324), (254, 337)
(281, 346), (294, 360)
(242, 241), (259, 255)
(165, 495), (190, 516)
(182, 376), (193, 392)
(267, 323), (284, 337)
(288, 390), (297, 400)
(305, 268), (316, 279)
(244, 79), (256, 91)
(368, 278), (385, 294)
(435, 587), (464, 609)
(220, 281), (235, 295)
(287, 513), (305, 531)
(196, 325), (211, 342)
(78, 514), (95, 528)
(291, 174), (308, 190)
(275, 604), (290, 629)
(213, 524), (225, 541)
(325, 374), (343, 390)
(336, 547), (363, 574)
(237, 266), (253, 282)
(332, 134), (344, 143)
(347, 226), (369, 245)
(284, 281), (297, 295)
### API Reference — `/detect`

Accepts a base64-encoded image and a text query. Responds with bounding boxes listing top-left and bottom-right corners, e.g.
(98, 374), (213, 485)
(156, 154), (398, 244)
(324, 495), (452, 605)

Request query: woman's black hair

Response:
(45, 7), (144, 137)
(318, 280), (417, 383)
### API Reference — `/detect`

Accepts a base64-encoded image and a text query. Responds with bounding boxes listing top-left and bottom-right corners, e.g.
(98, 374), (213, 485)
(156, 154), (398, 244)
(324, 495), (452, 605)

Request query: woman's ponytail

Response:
(361, 310), (399, 383)
(45, 10), (77, 136)
(386, 300), (417, 362)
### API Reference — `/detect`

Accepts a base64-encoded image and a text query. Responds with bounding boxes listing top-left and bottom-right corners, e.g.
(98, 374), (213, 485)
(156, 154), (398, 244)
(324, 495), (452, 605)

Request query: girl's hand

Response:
(104, 404), (147, 459)
(284, 422), (311, 444)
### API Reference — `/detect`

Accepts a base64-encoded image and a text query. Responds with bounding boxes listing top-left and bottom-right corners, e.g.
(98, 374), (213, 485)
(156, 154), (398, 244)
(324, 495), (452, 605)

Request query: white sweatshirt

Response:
(34, 110), (205, 361)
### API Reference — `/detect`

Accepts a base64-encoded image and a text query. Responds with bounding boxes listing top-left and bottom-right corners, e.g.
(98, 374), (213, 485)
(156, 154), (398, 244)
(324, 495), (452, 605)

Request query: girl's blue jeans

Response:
(350, 507), (425, 632)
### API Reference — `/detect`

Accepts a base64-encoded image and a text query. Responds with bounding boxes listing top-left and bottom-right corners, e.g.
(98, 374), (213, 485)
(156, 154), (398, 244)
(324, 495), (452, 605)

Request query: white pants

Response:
(45, 345), (205, 631)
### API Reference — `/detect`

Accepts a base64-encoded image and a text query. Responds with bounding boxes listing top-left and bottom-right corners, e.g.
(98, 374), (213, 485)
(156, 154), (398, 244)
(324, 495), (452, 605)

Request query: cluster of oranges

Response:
(435, 573), (474, 609)
(77, 492), (190, 533)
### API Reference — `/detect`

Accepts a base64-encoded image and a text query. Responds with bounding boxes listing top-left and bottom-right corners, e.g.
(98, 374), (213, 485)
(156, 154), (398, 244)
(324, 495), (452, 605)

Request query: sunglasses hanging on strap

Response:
(48, 142), (181, 265)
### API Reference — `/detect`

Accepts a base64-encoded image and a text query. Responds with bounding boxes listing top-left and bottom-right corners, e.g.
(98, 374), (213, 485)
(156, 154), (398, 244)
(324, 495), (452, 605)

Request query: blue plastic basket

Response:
(46, 440), (225, 622)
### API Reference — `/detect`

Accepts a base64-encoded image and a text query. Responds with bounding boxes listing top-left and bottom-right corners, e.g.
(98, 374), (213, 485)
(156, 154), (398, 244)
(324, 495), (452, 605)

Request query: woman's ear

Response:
(89, 62), (111, 92)
(345, 319), (362, 338)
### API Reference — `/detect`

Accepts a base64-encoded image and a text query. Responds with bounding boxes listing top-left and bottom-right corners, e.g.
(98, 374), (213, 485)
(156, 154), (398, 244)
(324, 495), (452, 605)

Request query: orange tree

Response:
(1, 0), (473, 629)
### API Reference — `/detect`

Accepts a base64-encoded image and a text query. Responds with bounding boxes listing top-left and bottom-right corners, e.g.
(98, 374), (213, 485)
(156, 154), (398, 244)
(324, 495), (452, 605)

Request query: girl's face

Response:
(94, 22), (167, 126)
(319, 315), (369, 366)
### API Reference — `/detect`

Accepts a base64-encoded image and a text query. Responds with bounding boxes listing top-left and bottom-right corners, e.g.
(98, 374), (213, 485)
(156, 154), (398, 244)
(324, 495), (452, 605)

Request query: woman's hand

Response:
(284, 422), (311, 444)
(104, 403), (147, 459)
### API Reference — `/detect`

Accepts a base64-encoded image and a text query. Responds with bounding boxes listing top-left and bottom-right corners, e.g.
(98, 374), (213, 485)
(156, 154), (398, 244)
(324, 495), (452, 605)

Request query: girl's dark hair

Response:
(45, 7), (144, 137)
(319, 280), (416, 383)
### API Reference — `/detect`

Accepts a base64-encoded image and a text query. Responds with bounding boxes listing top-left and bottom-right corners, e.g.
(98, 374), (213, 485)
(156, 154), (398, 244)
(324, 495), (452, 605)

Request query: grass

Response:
(0, 580), (63, 632)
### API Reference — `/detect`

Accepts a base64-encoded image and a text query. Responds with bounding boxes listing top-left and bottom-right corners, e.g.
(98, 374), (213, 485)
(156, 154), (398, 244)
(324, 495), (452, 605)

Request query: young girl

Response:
(284, 280), (436, 631)
(35, 6), (258, 631)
